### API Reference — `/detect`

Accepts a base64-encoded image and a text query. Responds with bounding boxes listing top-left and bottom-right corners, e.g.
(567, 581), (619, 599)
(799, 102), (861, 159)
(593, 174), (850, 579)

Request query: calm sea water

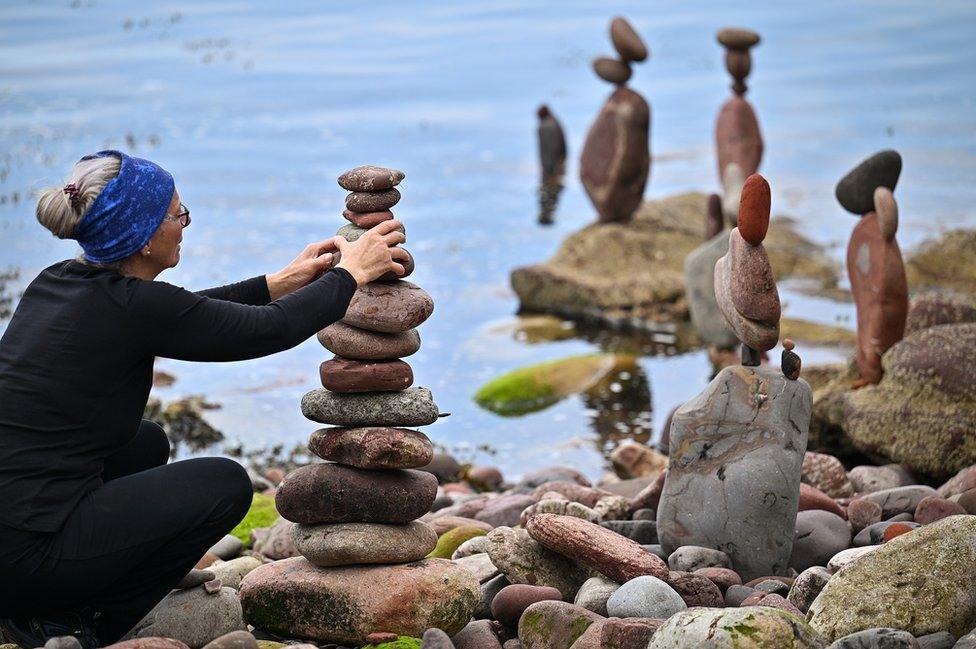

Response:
(2, 1), (974, 480)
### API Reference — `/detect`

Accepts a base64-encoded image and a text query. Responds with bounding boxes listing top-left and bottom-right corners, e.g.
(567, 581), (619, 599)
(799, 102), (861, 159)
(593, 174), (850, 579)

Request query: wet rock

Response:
(809, 515), (976, 640)
(240, 557), (477, 644)
(573, 577), (620, 617)
(517, 600), (603, 649)
(319, 357), (413, 393)
(343, 280), (433, 334)
(485, 526), (588, 599)
(791, 510), (852, 572)
(301, 386), (439, 427)
(124, 586), (244, 648)
(292, 520), (436, 566)
(345, 187), (401, 212)
(318, 322), (421, 360)
(667, 545), (732, 572)
(788, 566), (832, 614)
(579, 86), (650, 224)
(526, 514), (668, 583)
(803, 452), (854, 499)
(658, 364), (811, 581)
(610, 17), (648, 62)
(337, 165), (404, 192)
(648, 606), (826, 648)
(606, 575), (685, 618)
(276, 463), (436, 524)
(835, 150), (902, 216)
(592, 57), (631, 85)
(491, 584), (564, 630)
(308, 427), (432, 469)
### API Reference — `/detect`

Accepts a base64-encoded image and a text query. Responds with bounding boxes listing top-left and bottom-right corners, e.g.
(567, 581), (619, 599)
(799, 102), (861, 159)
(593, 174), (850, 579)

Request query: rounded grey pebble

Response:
(421, 627), (456, 649)
(574, 576), (621, 617)
(753, 578), (790, 596)
(787, 565), (831, 613)
(827, 627), (919, 649)
(915, 631), (955, 649)
(724, 584), (757, 607)
(668, 545), (732, 572)
(606, 575), (686, 618)
(601, 520), (657, 544)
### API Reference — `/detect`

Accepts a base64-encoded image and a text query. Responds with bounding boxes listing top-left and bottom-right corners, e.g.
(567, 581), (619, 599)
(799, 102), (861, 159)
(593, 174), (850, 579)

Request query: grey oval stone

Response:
(292, 521), (437, 567)
(301, 386), (439, 427)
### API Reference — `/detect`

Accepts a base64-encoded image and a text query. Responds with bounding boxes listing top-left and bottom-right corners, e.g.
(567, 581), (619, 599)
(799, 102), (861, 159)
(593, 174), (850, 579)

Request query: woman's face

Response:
(147, 189), (185, 270)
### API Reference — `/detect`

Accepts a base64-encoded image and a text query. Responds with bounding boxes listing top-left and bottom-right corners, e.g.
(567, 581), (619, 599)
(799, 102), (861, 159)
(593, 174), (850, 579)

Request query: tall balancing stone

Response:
(837, 150), (908, 385)
(715, 28), (763, 195)
(537, 104), (567, 225)
(658, 173), (812, 582)
(239, 165), (478, 645)
(579, 16), (650, 224)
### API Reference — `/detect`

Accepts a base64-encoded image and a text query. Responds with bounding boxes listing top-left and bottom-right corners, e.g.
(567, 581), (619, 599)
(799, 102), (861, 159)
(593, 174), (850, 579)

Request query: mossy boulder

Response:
(363, 637), (421, 649)
(256, 642), (285, 649)
(647, 606), (826, 648)
(517, 600), (603, 649)
(808, 515), (976, 640)
(230, 492), (278, 548)
(473, 354), (632, 416)
(427, 525), (487, 559)
(843, 323), (976, 479)
(906, 228), (976, 295)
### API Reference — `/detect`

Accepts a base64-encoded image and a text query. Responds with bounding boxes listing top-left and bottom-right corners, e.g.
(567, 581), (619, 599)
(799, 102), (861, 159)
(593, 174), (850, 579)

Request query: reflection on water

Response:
(538, 175), (564, 225)
(581, 361), (653, 458)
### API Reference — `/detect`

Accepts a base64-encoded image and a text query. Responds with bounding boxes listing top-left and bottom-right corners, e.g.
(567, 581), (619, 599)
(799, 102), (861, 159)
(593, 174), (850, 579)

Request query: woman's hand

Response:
(336, 220), (408, 286)
(266, 238), (342, 300)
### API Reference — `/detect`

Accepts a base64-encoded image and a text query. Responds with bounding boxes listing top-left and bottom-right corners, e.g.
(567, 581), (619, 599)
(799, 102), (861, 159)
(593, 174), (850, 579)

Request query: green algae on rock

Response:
(230, 492), (278, 548)
(905, 228), (976, 295)
(808, 515), (976, 640)
(517, 600), (603, 649)
(473, 354), (632, 416)
(648, 606), (826, 648)
(363, 637), (421, 649)
(427, 525), (487, 559)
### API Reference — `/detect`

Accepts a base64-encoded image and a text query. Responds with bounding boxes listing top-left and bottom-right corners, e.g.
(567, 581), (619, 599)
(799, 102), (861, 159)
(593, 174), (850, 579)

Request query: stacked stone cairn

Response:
(685, 27), (763, 357)
(579, 16), (650, 224)
(837, 149), (908, 385)
(658, 173), (813, 582)
(239, 166), (478, 645)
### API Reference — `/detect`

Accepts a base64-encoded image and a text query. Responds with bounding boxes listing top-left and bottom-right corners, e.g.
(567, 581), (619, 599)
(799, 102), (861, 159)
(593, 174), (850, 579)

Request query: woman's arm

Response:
(195, 276), (271, 305)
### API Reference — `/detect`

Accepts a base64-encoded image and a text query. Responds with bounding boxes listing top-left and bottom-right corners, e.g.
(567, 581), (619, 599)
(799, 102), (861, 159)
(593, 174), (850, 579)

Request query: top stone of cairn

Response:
(835, 149), (902, 215)
(337, 165), (405, 192)
(716, 27), (760, 50)
(610, 17), (648, 63)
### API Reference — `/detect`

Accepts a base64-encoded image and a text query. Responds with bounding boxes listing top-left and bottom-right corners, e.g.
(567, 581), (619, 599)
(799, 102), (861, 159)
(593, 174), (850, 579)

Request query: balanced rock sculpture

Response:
(579, 16), (650, 224)
(838, 150), (908, 384)
(658, 173), (811, 582)
(239, 165), (478, 644)
(715, 28), (763, 194)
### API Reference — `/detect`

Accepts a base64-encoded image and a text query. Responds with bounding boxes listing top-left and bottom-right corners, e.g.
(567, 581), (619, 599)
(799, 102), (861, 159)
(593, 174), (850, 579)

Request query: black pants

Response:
(0, 420), (253, 644)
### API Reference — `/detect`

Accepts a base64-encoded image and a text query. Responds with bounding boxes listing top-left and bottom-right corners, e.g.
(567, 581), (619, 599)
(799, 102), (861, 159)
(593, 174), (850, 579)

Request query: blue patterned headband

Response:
(73, 150), (175, 263)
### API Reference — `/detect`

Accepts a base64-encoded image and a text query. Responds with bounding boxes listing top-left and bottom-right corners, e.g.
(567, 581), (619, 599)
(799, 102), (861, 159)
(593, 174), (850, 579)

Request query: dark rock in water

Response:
(537, 105), (567, 179)
(308, 426), (432, 469)
(835, 149), (902, 215)
(782, 339), (802, 380)
(337, 165), (404, 192)
(292, 520), (437, 567)
(684, 232), (738, 349)
(342, 208), (394, 228)
(319, 356), (413, 393)
(905, 290), (976, 334)
(345, 187), (401, 212)
(343, 280), (434, 334)
(704, 193), (724, 240)
(610, 17), (648, 62)
(592, 56), (631, 85)
(301, 386), (439, 427)
(657, 365), (811, 582)
(318, 322), (421, 360)
(239, 557), (478, 644)
(275, 463), (437, 524)
(579, 86), (650, 224)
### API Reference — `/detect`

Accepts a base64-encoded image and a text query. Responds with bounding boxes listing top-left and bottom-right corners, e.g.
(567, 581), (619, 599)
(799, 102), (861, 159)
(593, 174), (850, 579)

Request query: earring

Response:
(143, 247), (151, 256)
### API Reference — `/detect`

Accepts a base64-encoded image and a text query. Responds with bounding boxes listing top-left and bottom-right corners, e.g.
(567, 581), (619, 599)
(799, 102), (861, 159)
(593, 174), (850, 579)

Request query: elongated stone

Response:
(715, 96), (762, 180)
(275, 463), (437, 525)
(308, 427), (432, 469)
(610, 17), (648, 62)
(343, 280), (434, 333)
(291, 521), (436, 567)
(345, 188), (400, 212)
(337, 166), (405, 192)
(319, 356), (413, 393)
(835, 149), (902, 215)
(342, 209), (394, 228)
(317, 322), (421, 360)
(593, 57), (631, 85)
(301, 386), (439, 427)
(714, 228), (780, 351)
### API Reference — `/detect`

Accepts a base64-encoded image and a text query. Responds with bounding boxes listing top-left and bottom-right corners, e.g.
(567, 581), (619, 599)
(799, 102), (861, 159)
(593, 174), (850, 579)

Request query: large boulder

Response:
(808, 515), (976, 640)
(239, 557), (477, 644)
(517, 600), (603, 649)
(123, 586), (244, 649)
(647, 606), (826, 648)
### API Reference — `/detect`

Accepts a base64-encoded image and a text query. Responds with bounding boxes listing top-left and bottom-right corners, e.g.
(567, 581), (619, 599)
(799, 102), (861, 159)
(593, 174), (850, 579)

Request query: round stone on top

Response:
(337, 165), (405, 192)
(835, 149), (902, 215)
(716, 27), (761, 50)
(610, 17), (648, 63)
(737, 173), (771, 246)
(593, 57), (632, 85)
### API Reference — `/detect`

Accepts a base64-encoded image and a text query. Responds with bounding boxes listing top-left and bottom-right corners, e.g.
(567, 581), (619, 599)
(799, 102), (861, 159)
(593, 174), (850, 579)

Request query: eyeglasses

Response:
(163, 203), (191, 227)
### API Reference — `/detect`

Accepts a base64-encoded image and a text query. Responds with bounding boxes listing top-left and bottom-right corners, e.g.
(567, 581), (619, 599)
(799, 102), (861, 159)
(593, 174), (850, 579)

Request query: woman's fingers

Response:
(390, 247), (411, 262)
(373, 219), (403, 235)
(388, 261), (406, 277)
(381, 231), (406, 247)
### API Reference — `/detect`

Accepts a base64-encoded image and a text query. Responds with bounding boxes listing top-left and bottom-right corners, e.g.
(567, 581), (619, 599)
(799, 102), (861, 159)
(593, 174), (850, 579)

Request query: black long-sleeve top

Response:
(0, 259), (356, 532)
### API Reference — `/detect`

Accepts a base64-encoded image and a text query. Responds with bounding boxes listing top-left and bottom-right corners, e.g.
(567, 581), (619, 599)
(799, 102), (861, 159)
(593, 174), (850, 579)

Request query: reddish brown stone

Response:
(715, 96), (763, 180)
(757, 593), (803, 616)
(739, 591), (766, 607)
(667, 572), (724, 607)
(705, 193), (724, 240)
(195, 552), (219, 570)
(601, 618), (663, 648)
(343, 280), (434, 334)
(337, 166), (404, 192)
(744, 575), (793, 589)
(846, 211), (908, 384)
(342, 209), (394, 228)
(308, 427), (432, 470)
(263, 467), (285, 484)
(365, 632), (399, 645)
(467, 466), (504, 491)
(530, 481), (614, 507)
(579, 86), (650, 224)
(319, 356), (413, 393)
(345, 188), (400, 212)
(593, 57), (632, 85)
(799, 483), (847, 519)
(802, 452), (854, 499)
(737, 174), (770, 245)
(318, 322), (421, 360)
(957, 489), (976, 514)
(728, 227), (780, 324)
(694, 567), (742, 593)
(103, 639), (190, 649)
(490, 584), (563, 630)
(628, 470), (666, 513)
(442, 482), (474, 495)
(882, 522), (915, 542)
(276, 463), (437, 525)
(525, 513), (668, 583)
(914, 495), (966, 525)
(610, 17), (648, 63)
(847, 498), (882, 533)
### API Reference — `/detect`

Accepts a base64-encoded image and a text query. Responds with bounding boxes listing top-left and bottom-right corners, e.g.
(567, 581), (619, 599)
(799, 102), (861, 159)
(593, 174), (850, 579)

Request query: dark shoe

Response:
(0, 608), (99, 649)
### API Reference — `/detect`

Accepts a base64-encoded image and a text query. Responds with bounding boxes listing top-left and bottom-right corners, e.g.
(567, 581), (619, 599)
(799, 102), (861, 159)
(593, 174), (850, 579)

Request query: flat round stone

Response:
(317, 322), (421, 360)
(610, 17), (648, 62)
(378, 247), (415, 281)
(737, 173), (770, 246)
(292, 520), (436, 567)
(345, 188), (401, 212)
(716, 27), (760, 50)
(276, 463), (437, 525)
(301, 386), (439, 427)
(337, 166), (405, 192)
(835, 149), (902, 215)
(337, 222), (405, 243)
(308, 426), (433, 469)
(320, 356), (414, 392)
(874, 186), (898, 240)
(593, 56), (632, 84)
(343, 280), (434, 333)
(342, 209), (394, 228)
